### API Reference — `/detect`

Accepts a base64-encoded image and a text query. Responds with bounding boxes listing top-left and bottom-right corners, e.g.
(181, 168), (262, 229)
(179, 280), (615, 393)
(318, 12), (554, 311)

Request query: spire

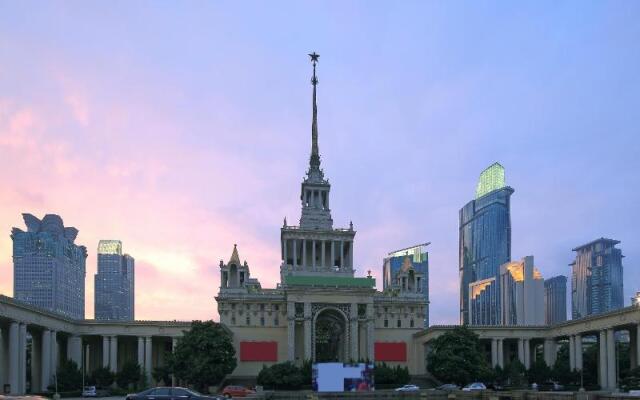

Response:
(309, 52), (321, 171)
(228, 244), (241, 266)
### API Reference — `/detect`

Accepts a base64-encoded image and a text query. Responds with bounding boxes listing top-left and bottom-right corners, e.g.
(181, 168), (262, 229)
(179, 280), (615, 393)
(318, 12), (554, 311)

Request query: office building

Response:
(383, 243), (430, 326)
(11, 213), (87, 319)
(571, 238), (624, 319)
(95, 240), (135, 320)
(544, 275), (567, 324)
(459, 162), (514, 324)
(499, 256), (544, 326)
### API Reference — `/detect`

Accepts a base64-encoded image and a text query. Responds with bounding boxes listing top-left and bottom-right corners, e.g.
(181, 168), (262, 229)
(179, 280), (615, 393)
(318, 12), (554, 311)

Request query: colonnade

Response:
(283, 238), (353, 270)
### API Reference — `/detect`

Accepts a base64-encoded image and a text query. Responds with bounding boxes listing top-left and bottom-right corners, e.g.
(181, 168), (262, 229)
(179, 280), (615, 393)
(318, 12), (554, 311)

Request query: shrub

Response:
(257, 362), (304, 390)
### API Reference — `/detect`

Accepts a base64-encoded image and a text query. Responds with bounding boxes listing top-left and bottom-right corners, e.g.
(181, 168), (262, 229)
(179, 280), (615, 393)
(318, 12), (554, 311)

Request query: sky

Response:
(0, 1), (639, 324)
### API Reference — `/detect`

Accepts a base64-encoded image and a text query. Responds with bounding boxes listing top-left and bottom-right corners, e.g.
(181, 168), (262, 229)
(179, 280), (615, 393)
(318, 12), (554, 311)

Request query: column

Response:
(137, 337), (145, 369)
(599, 330), (608, 390)
(575, 334), (583, 371)
(0, 328), (4, 390)
(497, 339), (504, 368)
(67, 335), (83, 367)
(330, 241), (335, 268)
(517, 339), (525, 364)
(109, 336), (118, 373)
(340, 241), (344, 270)
(631, 328), (638, 368)
(524, 339), (531, 369)
(304, 303), (312, 361)
(348, 241), (353, 269)
(637, 324), (640, 369)
(41, 330), (51, 392)
(491, 339), (498, 368)
(144, 337), (152, 381)
(321, 241), (326, 269)
(287, 301), (295, 361)
(302, 239), (307, 268)
(366, 304), (374, 361)
(50, 330), (58, 378)
(607, 329), (616, 390)
(312, 240), (316, 269)
(102, 336), (110, 368)
(283, 239), (288, 265)
(544, 339), (556, 367)
(293, 239), (297, 268)
(349, 303), (358, 361)
(569, 335), (576, 370)
(171, 338), (177, 387)
(8, 322), (19, 394)
(19, 323), (26, 394)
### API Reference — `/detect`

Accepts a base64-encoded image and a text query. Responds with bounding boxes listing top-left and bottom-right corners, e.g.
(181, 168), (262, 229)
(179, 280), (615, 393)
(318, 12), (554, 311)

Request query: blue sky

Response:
(0, 1), (639, 323)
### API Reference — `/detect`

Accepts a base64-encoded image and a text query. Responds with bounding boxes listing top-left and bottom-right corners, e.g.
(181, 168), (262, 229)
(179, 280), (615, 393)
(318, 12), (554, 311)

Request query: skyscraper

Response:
(12, 213), (87, 319)
(499, 256), (544, 326)
(571, 238), (623, 319)
(459, 162), (514, 324)
(544, 275), (567, 325)
(383, 243), (430, 326)
(95, 240), (135, 320)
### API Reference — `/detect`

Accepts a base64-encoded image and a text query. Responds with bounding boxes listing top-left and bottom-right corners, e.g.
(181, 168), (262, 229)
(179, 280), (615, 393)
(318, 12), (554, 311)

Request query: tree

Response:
(551, 343), (579, 385)
(91, 367), (115, 388)
(505, 361), (526, 388)
(167, 320), (236, 391)
(54, 360), (83, 392)
(257, 362), (304, 390)
(620, 367), (640, 391)
(116, 361), (142, 390)
(426, 326), (492, 385)
(527, 358), (551, 384)
(152, 366), (171, 386)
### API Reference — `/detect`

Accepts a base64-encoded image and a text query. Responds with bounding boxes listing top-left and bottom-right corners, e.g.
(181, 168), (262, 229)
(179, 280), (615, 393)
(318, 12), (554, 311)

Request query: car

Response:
(538, 381), (564, 391)
(462, 382), (486, 391)
(395, 384), (420, 392)
(221, 385), (255, 398)
(434, 384), (459, 392)
(125, 387), (224, 400)
(82, 386), (97, 397)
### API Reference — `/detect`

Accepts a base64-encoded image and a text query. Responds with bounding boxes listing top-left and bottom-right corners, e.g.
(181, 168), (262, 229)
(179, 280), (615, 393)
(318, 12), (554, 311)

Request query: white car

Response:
(82, 386), (97, 397)
(462, 382), (486, 391)
(395, 384), (420, 392)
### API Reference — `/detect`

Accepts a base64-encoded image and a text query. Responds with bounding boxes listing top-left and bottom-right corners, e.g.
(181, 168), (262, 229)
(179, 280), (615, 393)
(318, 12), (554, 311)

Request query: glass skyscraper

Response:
(94, 240), (135, 320)
(544, 275), (567, 325)
(571, 238), (623, 319)
(383, 243), (430, 326)
(459, 162), (514, 325)
(12, 213), (87, 319)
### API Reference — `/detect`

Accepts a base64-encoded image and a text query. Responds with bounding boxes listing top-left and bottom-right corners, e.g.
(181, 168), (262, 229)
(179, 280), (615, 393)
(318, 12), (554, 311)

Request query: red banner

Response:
(374, 342), (407, 361)
(240, 341), (278, 361)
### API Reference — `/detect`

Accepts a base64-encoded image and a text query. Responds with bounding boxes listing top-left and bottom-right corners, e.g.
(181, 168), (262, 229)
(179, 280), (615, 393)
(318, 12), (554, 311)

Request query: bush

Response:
(116, 361), (142, 390)
(374, 363), (409, 385)
(91, 367), (115, 388)
(54, 359), (83, 391)
(257, 362), (304, 390)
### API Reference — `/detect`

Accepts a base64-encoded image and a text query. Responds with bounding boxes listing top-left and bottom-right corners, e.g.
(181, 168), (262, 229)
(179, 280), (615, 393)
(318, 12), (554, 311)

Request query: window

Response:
(171, 389), (192, 397)
(397, 319), (401, 328)
(231, 303), (236, 310)
(260, 304), (265, 311)
(384, 307), (388, 313)
(274, 317), (279, 326)
(274, 304), (280, 311)
(260, 317), (265, 326)
(246, 304), (250, 310)
(410, 307), (414, 313)
(151, 388), (171, 396)
(358, 304), (367, 317)
(295, 302), (304, 317)
(384, 319), (388, 328)
(410, 319), (414, 328)
(246, 316), (250, 326)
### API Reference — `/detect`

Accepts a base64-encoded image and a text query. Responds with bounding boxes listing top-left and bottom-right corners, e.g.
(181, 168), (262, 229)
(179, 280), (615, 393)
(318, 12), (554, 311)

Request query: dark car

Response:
(126, 387), (224, 400)
(434, 384), (460, 392)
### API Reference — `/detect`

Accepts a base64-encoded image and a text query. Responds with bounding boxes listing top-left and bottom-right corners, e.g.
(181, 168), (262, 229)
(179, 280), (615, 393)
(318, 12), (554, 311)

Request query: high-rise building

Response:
(499, 256), (544, 326)
(383, 243), (430, 326)
(459, 162), (514, 324)
(12, 213), (87, 319)
(571, 238), (624, 319)
(544, 275), (567, 325)
(95, 240), (135, 320)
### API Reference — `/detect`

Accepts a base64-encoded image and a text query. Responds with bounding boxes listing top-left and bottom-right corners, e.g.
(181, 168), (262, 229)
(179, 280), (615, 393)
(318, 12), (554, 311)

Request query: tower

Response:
(280, 52), (356, 280)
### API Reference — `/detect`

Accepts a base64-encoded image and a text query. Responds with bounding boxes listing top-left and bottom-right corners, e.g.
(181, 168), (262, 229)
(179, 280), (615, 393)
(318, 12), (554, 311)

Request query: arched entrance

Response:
(314, 308), (347, 362)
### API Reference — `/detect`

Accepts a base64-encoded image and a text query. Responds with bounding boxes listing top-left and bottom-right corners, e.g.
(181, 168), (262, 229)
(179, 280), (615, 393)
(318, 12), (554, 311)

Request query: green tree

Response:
(256, 362), (303, 390)
(54, 359), (83, 391)
(426, 326), (492, 385)
(91, 367), (115, 388)
(527, 358), (551, 384)
(116, 361), (142, 390)
(505, 361), (526, 388)
(551, 343), (578, 385)
(152, 366), (171, 386)
(621, 367), (640, 391)
(166, 320), (236, 391)
(300, 360), (312, 385)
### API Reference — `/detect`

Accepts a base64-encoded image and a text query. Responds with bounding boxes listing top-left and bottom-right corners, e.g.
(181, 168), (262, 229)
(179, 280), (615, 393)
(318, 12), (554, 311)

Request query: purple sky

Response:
(0, 2), (639, 324)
